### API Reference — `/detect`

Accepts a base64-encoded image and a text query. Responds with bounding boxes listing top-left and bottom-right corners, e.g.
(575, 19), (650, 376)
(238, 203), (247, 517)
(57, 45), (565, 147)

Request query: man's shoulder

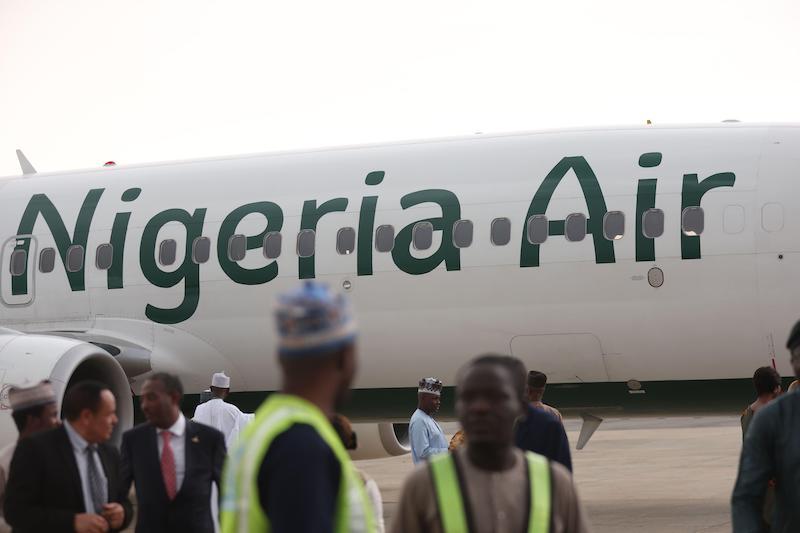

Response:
(409, 409), (427, 424)
(524, 404), (560, 426)
(543, 403), (563, 419)
(193, 401), (210, 414)
(222, 400), (244, 413)
(14, 426), (65, 460)
(261, 424), (339, 480)
(756, 391), (800, 420)
(263, 423), (335, 464)
(26, 425), (65, 446)
(124, 421), (154, 438)
(188, 419), (225, 442)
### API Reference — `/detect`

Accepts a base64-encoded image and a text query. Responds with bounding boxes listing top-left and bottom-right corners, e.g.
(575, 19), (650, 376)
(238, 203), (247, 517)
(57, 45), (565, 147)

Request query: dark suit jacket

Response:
(514, 404), (573, 472)
(121, 419), (225, 533)
(3, 425), (133, 533)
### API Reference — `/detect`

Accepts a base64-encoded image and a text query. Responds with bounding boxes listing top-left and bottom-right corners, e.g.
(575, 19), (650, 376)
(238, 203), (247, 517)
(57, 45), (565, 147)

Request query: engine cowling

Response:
(348, 422), (410, 460)
(0, 329), (133, 447)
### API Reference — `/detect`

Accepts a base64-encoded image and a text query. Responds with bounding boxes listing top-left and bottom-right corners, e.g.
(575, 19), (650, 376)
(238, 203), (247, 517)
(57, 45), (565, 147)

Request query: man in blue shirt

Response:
(409, 378), (448, 464)
(514, 370), (572, 472)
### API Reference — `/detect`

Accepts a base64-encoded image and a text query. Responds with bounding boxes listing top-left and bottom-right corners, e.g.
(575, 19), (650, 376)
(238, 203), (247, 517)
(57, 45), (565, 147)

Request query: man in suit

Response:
(4, 380), (132, 533)
(0, 380), (61, 533)
(121, 372), (225, 533)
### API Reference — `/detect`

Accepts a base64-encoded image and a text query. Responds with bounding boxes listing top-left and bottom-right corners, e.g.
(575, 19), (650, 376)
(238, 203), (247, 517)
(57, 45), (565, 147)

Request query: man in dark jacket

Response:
(732, 320), (800, 532)
(121, 373), (225, 533)
(5, 380), (132, 533)
(514, 401), (573, 472)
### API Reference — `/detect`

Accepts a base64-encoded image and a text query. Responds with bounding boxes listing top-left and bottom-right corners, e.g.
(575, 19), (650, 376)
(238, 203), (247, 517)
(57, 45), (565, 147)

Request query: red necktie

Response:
(160, 430), (177, 500)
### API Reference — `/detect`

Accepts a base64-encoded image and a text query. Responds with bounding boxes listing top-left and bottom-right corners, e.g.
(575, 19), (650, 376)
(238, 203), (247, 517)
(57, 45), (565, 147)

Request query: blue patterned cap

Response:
(275, 281), (357, 358)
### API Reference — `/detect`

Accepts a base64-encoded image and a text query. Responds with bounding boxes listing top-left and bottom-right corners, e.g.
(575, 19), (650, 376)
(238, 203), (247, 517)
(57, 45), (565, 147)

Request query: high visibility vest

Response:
(429, 451), (552, 533)
(220, 394), (376, 533)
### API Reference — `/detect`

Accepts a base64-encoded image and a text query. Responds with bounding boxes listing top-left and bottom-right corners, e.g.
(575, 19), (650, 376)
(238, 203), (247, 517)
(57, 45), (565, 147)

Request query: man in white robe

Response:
(193, 372), (252, 448)
(193, 371), (253, 533)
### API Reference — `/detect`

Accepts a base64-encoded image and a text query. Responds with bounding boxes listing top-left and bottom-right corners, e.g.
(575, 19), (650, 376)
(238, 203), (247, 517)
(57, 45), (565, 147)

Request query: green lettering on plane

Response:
(8, 154), (735, 324)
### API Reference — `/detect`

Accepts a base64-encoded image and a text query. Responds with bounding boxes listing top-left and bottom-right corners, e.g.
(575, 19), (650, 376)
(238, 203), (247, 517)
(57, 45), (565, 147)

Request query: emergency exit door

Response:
(1, 235), (36, 306)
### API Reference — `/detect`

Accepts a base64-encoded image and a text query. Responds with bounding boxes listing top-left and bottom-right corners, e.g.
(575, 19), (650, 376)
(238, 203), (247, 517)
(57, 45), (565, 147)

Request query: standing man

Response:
(221, 281), (375, 533)
(193, 372), (252, 448)
(0, 381), (60, 533)
(516, 372), (573, 472)
(740, 366), (782, 437)
(121, 373), (226, 533)
(732, 321), (800, 532)
(409, 377), (448, 464)
(392, 355), (590, 533)
(5, 380), (132, 533)
(193, 371), (253, 533)
(528, 371), (563, 423)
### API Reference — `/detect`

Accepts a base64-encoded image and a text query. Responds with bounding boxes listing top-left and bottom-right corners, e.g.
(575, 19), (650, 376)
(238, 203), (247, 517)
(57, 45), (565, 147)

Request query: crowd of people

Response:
(0, 280), (798, 532)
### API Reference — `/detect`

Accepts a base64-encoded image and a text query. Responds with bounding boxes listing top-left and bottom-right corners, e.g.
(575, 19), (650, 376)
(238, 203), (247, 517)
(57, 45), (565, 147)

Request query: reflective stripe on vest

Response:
(429, 451), (552, 533)
(220, 394), (376, 533)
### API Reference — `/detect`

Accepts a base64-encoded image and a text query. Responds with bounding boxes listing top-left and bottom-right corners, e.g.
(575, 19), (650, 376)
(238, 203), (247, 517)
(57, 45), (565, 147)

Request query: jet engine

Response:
(348, 422), (410, 460)
(0, 329), (133, 447)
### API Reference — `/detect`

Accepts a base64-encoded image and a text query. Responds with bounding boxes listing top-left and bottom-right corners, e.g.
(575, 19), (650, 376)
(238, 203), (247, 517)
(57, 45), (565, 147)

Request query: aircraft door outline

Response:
(1, 234), (37, 307)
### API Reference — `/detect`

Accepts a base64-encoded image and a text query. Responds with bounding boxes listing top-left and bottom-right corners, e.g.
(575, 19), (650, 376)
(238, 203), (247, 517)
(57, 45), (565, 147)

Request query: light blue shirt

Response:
(64, 421), (107, 514)
(409, 408), (448, 464)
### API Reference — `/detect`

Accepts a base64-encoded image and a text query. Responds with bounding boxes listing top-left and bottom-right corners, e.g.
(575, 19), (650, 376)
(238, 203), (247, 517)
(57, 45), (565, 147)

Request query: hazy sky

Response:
(1, 0), (798, 176)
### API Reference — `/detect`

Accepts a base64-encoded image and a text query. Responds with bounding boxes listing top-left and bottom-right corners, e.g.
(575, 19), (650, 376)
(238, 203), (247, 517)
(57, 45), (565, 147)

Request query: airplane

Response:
(0, 122), (797, 458)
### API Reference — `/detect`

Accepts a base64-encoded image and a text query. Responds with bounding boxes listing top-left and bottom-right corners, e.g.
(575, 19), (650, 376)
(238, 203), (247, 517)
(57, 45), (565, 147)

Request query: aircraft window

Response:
(228, 234), (247, 262)
(453, 220), (473, 248)
(159, 239), (177, 266)
(682, 206), (704, 236)
(565, 213), (587, 242)
(642, 208), (664, 239)
(96, 243), (114, 270)
(375, 225), (395, 252)
(39, 248), (56, 274)
(10, 249), (26, 277)
(723, 205), (745, 235)
(762, 203), (784, 233)
(412, 222), (433, 251)
(603, 211), (625, 240)
(297, 230), (316, 258)
(192, 237), (211, 264)
(526, 215), (548, 245)
(491, 218), (511, 246)
(337, 227), (356, 255)
(66, 245), (84, 273)
(263, 232), (282, 259)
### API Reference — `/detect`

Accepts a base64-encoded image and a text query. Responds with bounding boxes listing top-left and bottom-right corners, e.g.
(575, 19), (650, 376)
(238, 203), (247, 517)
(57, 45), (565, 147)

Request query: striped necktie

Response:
(161, 430), (177, 500)
(85, 445), (106, 513)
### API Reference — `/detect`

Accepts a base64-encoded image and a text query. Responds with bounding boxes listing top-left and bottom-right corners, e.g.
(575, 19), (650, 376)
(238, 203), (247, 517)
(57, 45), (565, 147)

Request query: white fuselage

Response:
(1, 123), (798, 396)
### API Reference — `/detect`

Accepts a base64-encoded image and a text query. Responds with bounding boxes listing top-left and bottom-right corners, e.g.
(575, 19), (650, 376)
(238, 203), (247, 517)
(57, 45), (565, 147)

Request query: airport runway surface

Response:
(358, 416), (742, 533)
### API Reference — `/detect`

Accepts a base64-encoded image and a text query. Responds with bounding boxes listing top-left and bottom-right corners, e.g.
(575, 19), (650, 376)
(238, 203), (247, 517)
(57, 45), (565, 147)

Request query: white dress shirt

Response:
(157, 413), (186, 491)
(193, 398), (251, 448)
(64, 421), (108, 513)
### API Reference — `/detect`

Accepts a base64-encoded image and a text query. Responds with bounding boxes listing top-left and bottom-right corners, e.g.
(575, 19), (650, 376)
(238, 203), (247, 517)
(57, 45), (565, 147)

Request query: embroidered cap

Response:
(211, 372), (230, 388)
(8, 380), (56, 412)
(275, 281), (357, 358)
(418, 377), (443, 396)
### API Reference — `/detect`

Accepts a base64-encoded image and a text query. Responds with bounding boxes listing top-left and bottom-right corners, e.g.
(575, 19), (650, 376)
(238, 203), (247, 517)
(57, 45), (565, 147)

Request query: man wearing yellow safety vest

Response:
(221, 282), (376, 533)
(391, 354), (590, 533)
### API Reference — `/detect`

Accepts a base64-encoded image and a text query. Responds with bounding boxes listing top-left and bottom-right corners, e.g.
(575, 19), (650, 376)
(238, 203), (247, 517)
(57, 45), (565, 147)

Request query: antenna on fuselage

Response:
(16, 150), (36, 176)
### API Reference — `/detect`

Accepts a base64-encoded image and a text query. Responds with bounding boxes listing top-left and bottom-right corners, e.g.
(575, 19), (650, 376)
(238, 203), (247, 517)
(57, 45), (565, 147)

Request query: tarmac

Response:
(357, 416), (742, 533)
